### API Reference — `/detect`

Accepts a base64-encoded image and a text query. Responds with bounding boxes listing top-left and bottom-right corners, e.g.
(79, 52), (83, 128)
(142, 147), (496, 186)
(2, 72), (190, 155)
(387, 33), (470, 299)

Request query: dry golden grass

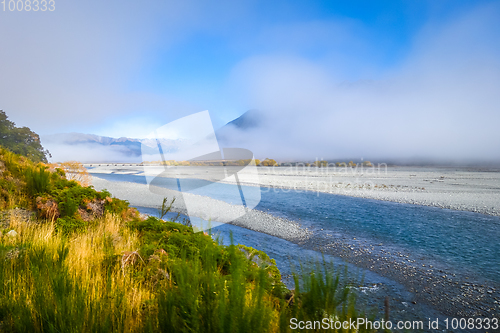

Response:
(4, 211), (155, 332)
(64, 213), (153, 330)
(8, 211), (58, 249)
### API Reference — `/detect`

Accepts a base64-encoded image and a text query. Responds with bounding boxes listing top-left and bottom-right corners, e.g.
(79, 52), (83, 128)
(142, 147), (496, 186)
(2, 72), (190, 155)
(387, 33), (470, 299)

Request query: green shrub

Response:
(52, 184), (119, 219)
(52, 183), (106, 204)
(52, 184), (97, 218)
(104, 195), (130, 216)
(1, 147), (133, 219)
(25, 165), (51, 196)
(58, 194), (79, 217)
(155, 235), (277, 333)
(55, 217), (88, 235)
(129, 216), (212, 260)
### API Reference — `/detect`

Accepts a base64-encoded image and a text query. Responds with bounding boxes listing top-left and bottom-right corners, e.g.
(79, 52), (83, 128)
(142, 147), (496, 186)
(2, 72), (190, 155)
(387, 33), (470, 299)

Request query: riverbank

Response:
(88, 165), (500, 217)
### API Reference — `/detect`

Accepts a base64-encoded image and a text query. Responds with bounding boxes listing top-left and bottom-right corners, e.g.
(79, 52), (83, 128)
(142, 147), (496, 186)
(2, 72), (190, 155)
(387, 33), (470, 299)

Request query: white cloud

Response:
(224, 3), (500, 163)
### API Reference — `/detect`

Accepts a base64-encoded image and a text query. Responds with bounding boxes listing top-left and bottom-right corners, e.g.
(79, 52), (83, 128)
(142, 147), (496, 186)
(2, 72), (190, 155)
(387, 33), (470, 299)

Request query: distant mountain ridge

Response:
(43, 132), (141, 145)
(216, 109), (264, 146)
(41, 132), (180, 157)
(41, 110), (263, 162)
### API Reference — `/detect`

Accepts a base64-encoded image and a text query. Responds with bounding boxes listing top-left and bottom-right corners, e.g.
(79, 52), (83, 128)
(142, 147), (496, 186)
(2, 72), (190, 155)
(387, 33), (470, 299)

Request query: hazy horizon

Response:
(37, 119), (500, 166)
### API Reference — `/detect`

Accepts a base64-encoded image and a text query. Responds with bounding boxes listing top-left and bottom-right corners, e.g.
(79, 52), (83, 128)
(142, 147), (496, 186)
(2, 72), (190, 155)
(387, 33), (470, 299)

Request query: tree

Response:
(50, 161), (91, 187)
(0, 110), (51, 163)
(260, 158), (278, 166)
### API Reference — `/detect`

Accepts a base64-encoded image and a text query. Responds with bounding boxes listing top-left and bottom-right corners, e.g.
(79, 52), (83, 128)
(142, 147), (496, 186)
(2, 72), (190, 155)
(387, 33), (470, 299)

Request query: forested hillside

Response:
(0, 110), (50, 163)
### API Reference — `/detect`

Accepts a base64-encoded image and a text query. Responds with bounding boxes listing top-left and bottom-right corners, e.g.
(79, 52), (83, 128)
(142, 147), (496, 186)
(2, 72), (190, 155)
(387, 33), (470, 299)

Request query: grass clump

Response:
(0, 213), (141, 332)
(55, 216), (89, 235)
(25, 165), (51, 196)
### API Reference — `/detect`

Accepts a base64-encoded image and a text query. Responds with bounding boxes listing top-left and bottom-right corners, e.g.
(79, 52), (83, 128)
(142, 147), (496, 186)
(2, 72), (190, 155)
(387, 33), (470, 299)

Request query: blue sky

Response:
(129, 0), (474, 122)
(1, 0), (499, 161)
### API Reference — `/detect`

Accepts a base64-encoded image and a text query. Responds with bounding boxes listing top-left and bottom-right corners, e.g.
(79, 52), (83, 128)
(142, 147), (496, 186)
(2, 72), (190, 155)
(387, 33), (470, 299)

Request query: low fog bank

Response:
(43, 141), (142, 164)
(222, 4), (500, 165)
(218, 114), (500, 167)
(43, 136), (500, 167)
(41, 134), (142, 163)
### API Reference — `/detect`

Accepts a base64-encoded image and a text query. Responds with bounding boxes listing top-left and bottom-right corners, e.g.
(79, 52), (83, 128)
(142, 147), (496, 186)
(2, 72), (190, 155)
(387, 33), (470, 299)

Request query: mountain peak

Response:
(225, 109), (262, 130)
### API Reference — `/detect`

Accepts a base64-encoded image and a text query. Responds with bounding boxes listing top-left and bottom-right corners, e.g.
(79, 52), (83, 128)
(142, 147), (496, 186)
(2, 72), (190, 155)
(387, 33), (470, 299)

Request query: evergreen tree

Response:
(0, 110), (50, 163)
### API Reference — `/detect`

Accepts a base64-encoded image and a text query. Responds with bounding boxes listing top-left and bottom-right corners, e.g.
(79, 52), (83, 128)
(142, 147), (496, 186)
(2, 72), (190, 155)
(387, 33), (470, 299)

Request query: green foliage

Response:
(290, 261), (350, 320)
(25, 165), (51, 196)
(157, 196), (188, 226)
(0, 145), (133, 226)
(238, 244), (284, 293)
(0, 110), (51, 163)
(285, 260), (379, 333)
(52, 184), (106, 215)
(0, 242), (125, 332)
(104, 196), (130, 216)
(0, 244), (85, 332)
(1, 148), (26, 179)
(58, 196), (78, 218)
(158, 196), (175, 220)
(0, 148), (31, 208)
(55, 217), (89, 235)
(129, 218), (285, 288)
(129, 216), (214, 260)
(156, 238), (276, 333)
(152, 232), (372, 332)
(128, 217), (279, 331)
